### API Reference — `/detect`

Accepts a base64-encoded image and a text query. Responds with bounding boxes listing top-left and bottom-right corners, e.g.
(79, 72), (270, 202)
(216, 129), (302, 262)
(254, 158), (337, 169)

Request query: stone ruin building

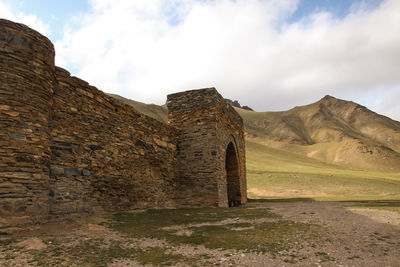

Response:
(0, 19), (247, 229)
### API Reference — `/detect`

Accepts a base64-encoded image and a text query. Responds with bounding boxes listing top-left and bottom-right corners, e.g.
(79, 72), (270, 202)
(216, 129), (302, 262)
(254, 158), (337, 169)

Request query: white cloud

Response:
(55, 0), (400, 121)
(366, 87), (400, 122)
(0, 1), (50, 35)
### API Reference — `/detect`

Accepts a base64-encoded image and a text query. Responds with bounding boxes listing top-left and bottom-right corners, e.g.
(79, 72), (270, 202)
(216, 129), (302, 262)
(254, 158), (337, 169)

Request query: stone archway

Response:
(225, 142), (241, 207)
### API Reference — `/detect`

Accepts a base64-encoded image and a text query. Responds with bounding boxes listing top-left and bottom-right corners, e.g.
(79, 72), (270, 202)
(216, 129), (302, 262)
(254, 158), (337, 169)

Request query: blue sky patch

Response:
(287, 0), (384, 24)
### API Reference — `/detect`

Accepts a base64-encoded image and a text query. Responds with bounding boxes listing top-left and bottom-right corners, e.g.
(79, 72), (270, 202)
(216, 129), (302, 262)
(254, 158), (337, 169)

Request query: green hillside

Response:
(246, 140), (400, 201)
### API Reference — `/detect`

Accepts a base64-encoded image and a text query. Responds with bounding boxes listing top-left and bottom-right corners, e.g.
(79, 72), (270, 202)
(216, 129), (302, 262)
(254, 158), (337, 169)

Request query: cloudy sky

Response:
(1, 0), (399, 120)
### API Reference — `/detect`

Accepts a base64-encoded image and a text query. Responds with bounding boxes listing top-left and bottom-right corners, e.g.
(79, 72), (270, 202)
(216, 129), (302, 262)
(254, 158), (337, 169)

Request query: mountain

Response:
(239, 95), (400, 149)
(106, 93), (168, 122)
(236, 95), (400, 172)
(108, 93), (400, 172)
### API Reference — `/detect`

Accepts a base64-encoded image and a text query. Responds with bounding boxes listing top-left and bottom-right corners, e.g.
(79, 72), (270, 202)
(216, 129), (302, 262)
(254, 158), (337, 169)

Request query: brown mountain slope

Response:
(237, 95), (400, 171)
(239, 95), (400, 150)
(106, 93), (168, 122)
(108, 93), (400, 171)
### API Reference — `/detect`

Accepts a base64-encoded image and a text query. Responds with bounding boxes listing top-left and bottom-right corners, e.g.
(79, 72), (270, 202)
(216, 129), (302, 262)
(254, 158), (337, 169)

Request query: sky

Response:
(1, 0), (399, 121)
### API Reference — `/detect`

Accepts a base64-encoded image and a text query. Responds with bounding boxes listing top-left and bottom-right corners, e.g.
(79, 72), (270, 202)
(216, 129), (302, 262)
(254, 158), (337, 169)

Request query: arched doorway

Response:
(225, 142), (241, 207)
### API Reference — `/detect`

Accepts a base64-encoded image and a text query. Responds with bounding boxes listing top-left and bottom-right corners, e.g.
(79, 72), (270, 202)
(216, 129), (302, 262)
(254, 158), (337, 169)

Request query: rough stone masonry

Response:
(0, 19), (246, 229)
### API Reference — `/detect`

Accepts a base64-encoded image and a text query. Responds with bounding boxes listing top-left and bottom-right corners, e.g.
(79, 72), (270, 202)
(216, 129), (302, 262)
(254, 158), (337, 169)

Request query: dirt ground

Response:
(1, 201), (399, 266)
(266, 201), (400, 266)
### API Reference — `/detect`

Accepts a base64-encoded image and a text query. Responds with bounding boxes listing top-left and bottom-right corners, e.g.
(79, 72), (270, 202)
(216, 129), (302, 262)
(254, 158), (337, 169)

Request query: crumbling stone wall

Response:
(0, 19), (177, 227)
(49, 67), (178, 216)
(0, 19), (246, 229)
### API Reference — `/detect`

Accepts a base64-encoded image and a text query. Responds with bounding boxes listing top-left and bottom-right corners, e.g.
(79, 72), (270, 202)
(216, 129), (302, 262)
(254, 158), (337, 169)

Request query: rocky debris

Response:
(224, 98), (254, 111)
(87, 223), (107, 231)
(15, 238), (47, 250)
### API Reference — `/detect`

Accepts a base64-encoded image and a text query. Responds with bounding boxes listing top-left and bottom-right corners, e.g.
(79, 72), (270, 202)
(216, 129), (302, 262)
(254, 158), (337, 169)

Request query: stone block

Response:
(50, 166), (64, 176)
(0, 105), (11, 110)
(8, 133), (26, 140)
(64, 167), (81, 176)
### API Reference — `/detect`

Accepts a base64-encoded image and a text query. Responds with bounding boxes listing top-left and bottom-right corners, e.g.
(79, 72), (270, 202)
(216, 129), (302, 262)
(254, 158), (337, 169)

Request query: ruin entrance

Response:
(225, 142), (241, 207)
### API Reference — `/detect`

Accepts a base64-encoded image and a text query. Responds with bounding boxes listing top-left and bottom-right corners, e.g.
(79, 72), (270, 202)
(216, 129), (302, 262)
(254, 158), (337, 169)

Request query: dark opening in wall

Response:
(225, 142), (241, 207)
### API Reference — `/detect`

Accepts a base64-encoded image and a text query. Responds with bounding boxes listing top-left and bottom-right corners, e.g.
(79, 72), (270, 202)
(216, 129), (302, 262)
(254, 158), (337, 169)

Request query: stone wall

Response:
(49, 67), (178, 216)
(0, 19), (177, 228)
(0, 19), (246, 229)
(214, 95), (247, 206)
(167, 88), (247, 207)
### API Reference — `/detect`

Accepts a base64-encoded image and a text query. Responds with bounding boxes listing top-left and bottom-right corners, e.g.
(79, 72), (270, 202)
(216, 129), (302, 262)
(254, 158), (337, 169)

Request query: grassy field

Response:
(111, 207), (319, 253)
(246, 140), (400, 201)
(0, 205), (325, 266)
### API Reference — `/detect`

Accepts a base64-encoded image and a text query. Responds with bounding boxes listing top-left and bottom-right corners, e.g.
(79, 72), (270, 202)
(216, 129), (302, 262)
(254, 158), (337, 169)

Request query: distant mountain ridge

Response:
(240, 95), (400, 149)
(108, 93), (400, 172)
(236, 95), (400, 171)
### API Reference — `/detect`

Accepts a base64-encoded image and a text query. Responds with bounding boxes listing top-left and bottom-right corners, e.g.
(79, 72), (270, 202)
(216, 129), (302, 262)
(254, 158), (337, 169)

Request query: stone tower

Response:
(0, 20), (56, 224)
(167, 88), (247, 207)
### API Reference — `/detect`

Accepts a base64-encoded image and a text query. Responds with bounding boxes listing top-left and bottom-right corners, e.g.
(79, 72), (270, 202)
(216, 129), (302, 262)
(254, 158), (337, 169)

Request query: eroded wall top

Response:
(0, 19), (55, 67)
(167, 88), (243, 130)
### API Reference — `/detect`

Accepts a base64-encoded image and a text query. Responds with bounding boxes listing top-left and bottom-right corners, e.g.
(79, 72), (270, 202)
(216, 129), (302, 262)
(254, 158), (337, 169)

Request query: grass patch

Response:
(185, 221), (321, 253)
(347, 200), (400, 213)
(126, 247), (184, 266)
(247, 197), (314, 203)
(111, 206), (323, 254)
(226, 222), (253, 228)
(0, 238), (12, 246)
(24, 239), (186, 267)
(113, 206), (278, 230)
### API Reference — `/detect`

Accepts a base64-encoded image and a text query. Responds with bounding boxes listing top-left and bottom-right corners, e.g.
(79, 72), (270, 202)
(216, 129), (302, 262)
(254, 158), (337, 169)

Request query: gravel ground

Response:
(0, 201), (399, 266)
